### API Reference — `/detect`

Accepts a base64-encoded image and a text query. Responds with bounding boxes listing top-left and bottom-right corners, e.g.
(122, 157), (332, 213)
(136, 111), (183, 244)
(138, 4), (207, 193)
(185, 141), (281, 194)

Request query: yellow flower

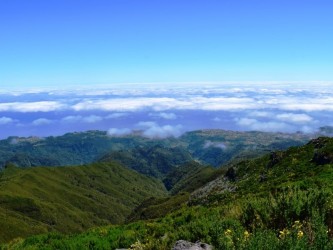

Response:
(130, 240), (146, 250)
(292, 220), (302, 229)
(224, 229), (232, 236)
(297, 230), (304, 239)
(244, 230), (250, 239)
(279, 229), (290, 239)
(98, 228), (108, 236)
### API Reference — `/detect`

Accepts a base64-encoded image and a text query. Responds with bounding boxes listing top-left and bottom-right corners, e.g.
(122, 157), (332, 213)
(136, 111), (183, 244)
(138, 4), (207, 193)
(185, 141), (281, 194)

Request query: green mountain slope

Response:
(163, 161), (218, 194)
(0, 162), (167, 243)
(126, 162), (218, 223)
(180, 129), (312, 166)
(4, 137), (333, 249)
(191, 137), (333, 204)
(98, 145), (193, 178)
(0, 131), (160, 168)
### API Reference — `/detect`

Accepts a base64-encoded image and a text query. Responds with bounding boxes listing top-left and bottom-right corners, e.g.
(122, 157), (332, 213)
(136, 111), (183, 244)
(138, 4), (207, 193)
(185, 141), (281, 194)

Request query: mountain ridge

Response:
(0, 129), (314, 170)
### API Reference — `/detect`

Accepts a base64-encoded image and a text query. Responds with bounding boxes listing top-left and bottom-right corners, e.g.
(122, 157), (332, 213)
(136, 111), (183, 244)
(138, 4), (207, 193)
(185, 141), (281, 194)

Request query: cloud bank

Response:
(0, 117), (14, 125)
(204, 140), (227, 150)
(0, 83), (332, 137)
(61, 115), (103, 124)
(107, 128), (132, 137)
(32, 118), (53, 126)
(236, 118), (293, 132)
(137, 121), (183, 138)
(107, 122), (183, 139)
(0, 101), (65, 112)
(150, 112), (177, 120)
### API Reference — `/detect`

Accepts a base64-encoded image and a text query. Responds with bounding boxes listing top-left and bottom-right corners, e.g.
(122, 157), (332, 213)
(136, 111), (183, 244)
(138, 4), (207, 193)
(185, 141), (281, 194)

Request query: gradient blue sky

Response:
(1, 0), (332, 88)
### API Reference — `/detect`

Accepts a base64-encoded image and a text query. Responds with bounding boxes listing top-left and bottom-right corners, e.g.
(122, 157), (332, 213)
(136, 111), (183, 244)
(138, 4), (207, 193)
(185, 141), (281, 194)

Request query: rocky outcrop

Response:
(172, 240), (213, 250)
(309, 137), (333, 165)
(190, 176), (236, 204)
(225, 167), (236, 181)
(312, 151), (333, 165)
(266, 151), (285, 168)
(309, 137), (331, 149)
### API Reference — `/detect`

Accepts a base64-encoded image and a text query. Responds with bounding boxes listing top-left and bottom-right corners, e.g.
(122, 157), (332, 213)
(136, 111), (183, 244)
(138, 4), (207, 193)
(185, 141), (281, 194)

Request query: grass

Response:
(3, 186), (333, 249)
(0, 162), (167, 243)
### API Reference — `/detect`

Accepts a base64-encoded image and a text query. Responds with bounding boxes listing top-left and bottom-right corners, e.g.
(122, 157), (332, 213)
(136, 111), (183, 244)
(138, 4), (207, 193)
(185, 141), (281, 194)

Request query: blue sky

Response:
(1, 0), (333, 88)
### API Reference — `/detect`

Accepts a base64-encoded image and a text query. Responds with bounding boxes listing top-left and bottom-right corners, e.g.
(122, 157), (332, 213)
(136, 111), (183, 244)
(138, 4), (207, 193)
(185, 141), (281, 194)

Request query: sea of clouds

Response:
(0, 82), (332, 139)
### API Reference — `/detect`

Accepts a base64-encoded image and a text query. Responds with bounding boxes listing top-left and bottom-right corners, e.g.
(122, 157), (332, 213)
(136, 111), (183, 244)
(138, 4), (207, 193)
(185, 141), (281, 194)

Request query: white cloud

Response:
(72, 98), (180, 112)
(204, 140), (227, 150)
(137, 121), (183, 138)
(0, 101), (65, 112)
(69, 94), (333, 113)
(159, 112), (177, 119)
(276, 113), (313, 123)
(300, 125), (315, 133)
(279, 102), (333, 112)
(70, 96), (263, 112)
(136, 121), (157, 128)
(143, 125), (183, 139)
(248, 111), (272, 117)
(0, 116), (14, 125)
(150, 112), (177, 120)
(237, 118), (258, 126)
(32, 118), (53, 126)
(61, 115), (103, 123)
(105, 113), (128, 119)
(107, 128), (132, 137)
(236, 118), (293, 132)
(61, 115), (83, 123)
(4, 85), (332, 115)
(82, 115), (103, 123)
(189, 97), (259, 111)
(1, 84), (333, 138)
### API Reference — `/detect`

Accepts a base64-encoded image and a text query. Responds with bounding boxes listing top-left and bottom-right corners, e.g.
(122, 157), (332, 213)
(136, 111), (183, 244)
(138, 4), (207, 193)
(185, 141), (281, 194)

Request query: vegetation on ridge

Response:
(98, 145), (193, 178)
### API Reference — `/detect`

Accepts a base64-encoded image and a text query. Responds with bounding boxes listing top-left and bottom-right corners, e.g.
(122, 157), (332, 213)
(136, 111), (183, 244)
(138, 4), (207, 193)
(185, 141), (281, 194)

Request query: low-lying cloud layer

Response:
(61, 115), (103, 124)
(107, 128), (132, 137)
(0, 101), (65, 112)
(0, 83), (332, 138)
(107, 122), (182, 139)
(137, 121), (183, 138)
(32, 118), (53, 126)
(204, 140), (227, 150)
(0, 117), (14, 125)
